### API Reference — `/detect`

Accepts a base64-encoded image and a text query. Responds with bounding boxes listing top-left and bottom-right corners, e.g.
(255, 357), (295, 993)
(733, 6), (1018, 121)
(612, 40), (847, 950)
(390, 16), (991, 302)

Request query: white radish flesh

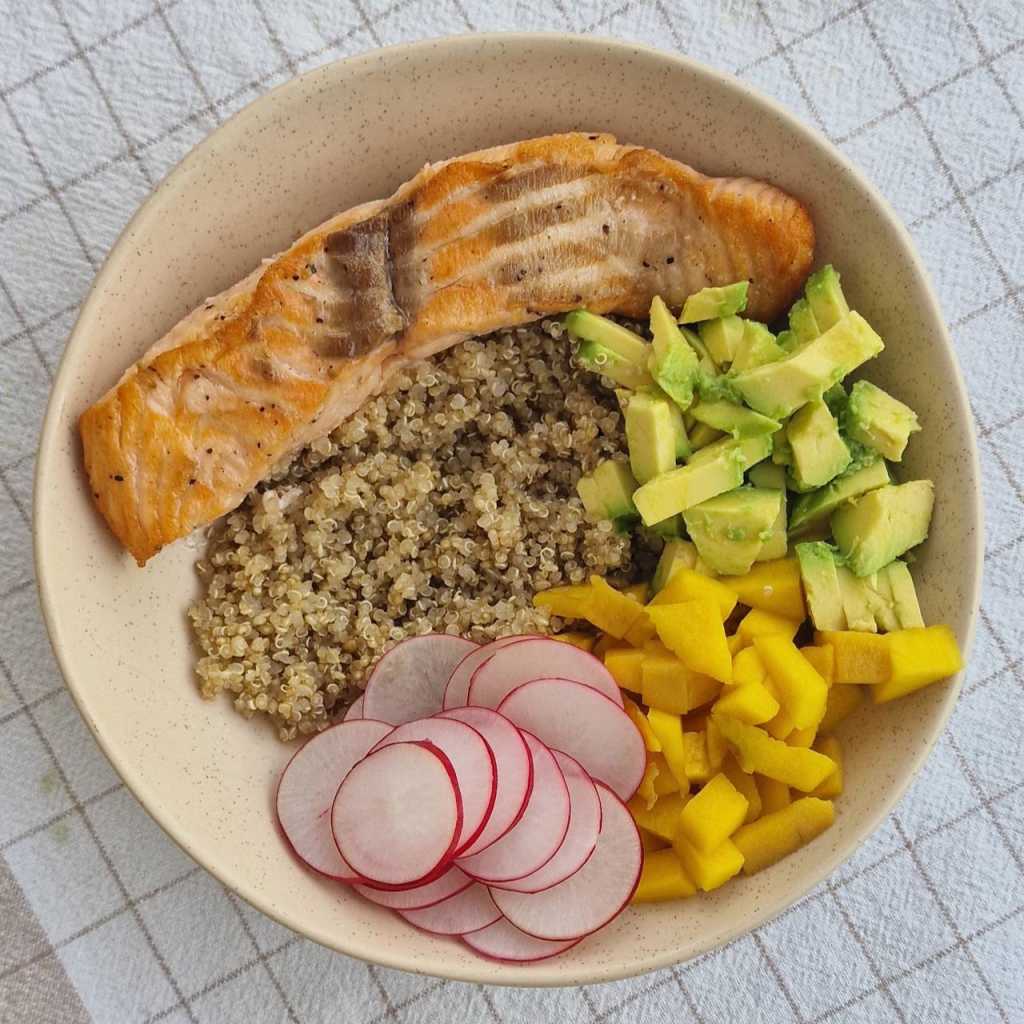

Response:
(332, 741), (462, 887)
(456, 732), (570, 884)
(436, 706), (533, 857)
(343, 695), (364, 721)
(370, 718), (496, 854)
(467, 637), (622, 710)
(354, 866), (472, 911)
(497, 679), (645, 801)
(442, 635), (530, 710)
(489, 784), (642, 942)
(363, 634), (478, 725)
(489, 751), (601, 894)
(399, 883), (501, 935)
(462, 917), (581, 963)
(275, 719), (393, 880)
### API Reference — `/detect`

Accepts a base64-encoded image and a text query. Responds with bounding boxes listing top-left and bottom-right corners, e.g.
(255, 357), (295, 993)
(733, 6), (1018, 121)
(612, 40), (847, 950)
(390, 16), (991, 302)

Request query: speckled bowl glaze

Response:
(35, 35), (982, 986)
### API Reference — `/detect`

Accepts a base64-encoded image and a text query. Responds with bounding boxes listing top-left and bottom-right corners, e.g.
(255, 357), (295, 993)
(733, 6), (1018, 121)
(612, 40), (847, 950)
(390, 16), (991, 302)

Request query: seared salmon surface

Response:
(80, 133), (814, 564)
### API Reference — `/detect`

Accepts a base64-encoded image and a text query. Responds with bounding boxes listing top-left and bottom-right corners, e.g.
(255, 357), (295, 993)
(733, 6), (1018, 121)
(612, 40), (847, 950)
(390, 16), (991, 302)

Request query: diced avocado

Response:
(691, 400), (780, 438)
(787, 400), (852, 491)
(699, 315), (746, 366)
(679, 281), (749, 324)
(664, 395), (692, 459)
(862, 570), (900, 632)
(729, 321), (785, 373)
(788, 459), (891, 536)
(731, 312), (884, 419)
(884, 560), (925, 628)
(690, 421), (725, 450)
(805, 265), (850, 333)
(771, 422), (793, 466)
(576, 338), (654, 389)
(695, 369), (744, 405)
(831, 480), (935, 576)
(633, 434), (772, 526)
(576, 459), (638, 521)
(683, 486), (783, 576)
(836, 565), (877, 632)
(823, 383), (848, 418)
(652, 539), (699, 593)
(568, 310), (654, 390)
(845, 380), (921, 461)
(649, 296), (699, 409)
(649, 514), (685, 540)
(685, 328), (720, 374)
(796, 542), (847, 631)
(625, 390), (679, 484)
(748, 462), (785, 489)
(748, 463), (788, 562)
(787, 297), (820, 347)
(776, 329), (797, 351)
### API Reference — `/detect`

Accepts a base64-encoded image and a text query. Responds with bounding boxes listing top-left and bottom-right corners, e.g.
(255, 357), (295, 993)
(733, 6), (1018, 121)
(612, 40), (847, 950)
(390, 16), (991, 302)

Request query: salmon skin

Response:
(80, 132), (814, 565)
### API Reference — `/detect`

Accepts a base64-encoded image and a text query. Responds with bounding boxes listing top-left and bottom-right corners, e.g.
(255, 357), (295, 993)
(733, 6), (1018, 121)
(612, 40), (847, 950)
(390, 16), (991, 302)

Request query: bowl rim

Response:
(33, 31), (984, 986)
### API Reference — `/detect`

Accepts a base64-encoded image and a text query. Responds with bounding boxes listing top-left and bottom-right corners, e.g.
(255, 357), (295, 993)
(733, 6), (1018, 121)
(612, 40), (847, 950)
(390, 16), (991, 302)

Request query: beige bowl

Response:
(35, 34), (982, 985)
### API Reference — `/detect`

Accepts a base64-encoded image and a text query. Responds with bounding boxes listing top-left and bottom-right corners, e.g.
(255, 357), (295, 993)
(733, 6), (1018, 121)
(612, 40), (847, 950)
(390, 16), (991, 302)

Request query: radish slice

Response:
(467, 637), (622, 710)
(489, 784), (642, 942)
(456, 732), (570, 884)
(275, 718), (393, 880)
(490, 751), (601, 894)
(399, 883), (501, 935)
(442, 635), (531, 710)
(355, 866), (473, 911)
(332, 741), (462, 887)
(436, 707), (533, 857)
(363, 634), (478, 725)
(497, 679), (645, 801)
(343, 695), (364, 721)
(369, 718), (496, 854)
(462, 917), (581, 963)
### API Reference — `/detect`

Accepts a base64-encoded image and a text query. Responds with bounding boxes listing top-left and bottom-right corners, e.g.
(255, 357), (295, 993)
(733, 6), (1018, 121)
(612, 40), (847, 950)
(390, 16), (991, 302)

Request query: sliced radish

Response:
(490, 751), (601, 894)
(399, 883), (501, 935)
(354, 865), (473, 911)
(363, 634), (478, 725)
(436, 707), (533, 857)
(369, 718), (496, 854)
(462, 917), (582, 963)
(442, 635), (531, 710)
(343, 695), (364, 721)
(275, 718), (393, 880)
(332, 741), (462, 887)
(497, 679), (645, 801)
(456, 732), (570, 884)
(467, 637), (622, 710)
(489, 784), (642, 942)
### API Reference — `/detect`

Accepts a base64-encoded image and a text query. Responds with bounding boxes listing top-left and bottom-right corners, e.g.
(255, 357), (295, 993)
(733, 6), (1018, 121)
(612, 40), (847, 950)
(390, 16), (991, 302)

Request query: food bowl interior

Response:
(35, 35), (980, 985)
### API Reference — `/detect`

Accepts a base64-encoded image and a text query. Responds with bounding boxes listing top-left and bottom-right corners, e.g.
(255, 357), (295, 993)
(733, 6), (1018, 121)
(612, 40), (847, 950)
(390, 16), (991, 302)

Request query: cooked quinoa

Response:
(189, 320), (650, 740)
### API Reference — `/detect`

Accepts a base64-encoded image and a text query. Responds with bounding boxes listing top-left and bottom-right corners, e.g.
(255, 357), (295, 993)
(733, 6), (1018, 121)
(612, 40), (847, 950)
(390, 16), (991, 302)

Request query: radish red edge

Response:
(461, 918), (583, 963)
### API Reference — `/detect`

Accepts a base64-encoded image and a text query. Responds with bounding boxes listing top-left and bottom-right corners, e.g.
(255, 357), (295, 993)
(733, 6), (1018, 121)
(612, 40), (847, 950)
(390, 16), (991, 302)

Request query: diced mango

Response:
(649, 567), (738, 620)
(624, 582), (650, 604)
(873, 626), (963, 702)
(810, 736), (844, 798)
(815, 630), (891, 684)
(647, 709), (690, 790)
(649, 599), (733, 683)
(683, 730), (714, 783)
(819, 684), (866, 733)
(605, 647), (646, 693)
(593, 634), (626, 660)
(755, 635), (828, 730)
(678, 773), (749, 853)
(737, 608), (802, 646)
(713, 713), (837, 791)
(623, 613), (658, 648)
(639, 828), (670, 854)
(650, 752), (681, 795)
(706, 716), (726, 772)
(733, 646), (768, 687)
(623, 697), (662, 752)
(723, 755), (762, 823)
(720, 558), (807, 620)
(534, 583), (593, 619)
(714, 679), (780, 725)
(733, 797), (835, 875)
(756, 775), (791, 814)
(584, 576), (647, 638)
(672, 834), (745, 891)
(552, 631), (596, 652)
(641, 651), (721, 715)
(727, 633), (745, 655)
(787, 724), (817, 748)
(628, 791), (690, 840)
(632, 848), (697, 902)
(636, 758), (660, 810)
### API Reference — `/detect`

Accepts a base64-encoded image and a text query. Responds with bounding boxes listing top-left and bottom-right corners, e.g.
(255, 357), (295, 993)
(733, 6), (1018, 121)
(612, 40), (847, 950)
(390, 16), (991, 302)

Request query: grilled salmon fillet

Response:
(80, 132), (814, 565)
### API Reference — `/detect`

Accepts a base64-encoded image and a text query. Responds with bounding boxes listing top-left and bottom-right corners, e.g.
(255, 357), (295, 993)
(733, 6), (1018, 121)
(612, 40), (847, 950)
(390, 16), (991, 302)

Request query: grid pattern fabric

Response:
(1, 1), (1022, 1022)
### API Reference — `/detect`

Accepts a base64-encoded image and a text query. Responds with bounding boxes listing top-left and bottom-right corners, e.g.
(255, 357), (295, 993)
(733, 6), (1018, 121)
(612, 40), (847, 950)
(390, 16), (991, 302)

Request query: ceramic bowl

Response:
(35, 34), (982, 985)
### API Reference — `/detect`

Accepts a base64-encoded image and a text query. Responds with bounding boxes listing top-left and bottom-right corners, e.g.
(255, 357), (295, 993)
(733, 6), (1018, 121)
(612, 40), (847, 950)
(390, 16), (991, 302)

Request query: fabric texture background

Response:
(1, 1), (1022, 1021)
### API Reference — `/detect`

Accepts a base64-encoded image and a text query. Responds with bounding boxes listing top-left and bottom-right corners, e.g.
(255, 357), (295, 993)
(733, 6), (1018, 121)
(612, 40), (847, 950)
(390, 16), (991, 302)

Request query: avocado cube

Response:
(845, 380), (921, 462)
(796, 542), (847, 632)
(788, 459), (891, 536)
(652, 539), (699, 593)
(836, 564), (877, 632)
(665, 396), (692, 459)
(805, 265), (850, 333)
(576, 459), (638, 521)
(771, 421), (793, 466)
(679, 281), (749, 324)
(568, 310), (654, 390)
(748, 463), (788, 562)
(731, 312), (884, 420)
(787, 297), (820, 346)
(787, 400), (852, 491)
(576, 338), (654, 390)
(684, 328), (720, 375)
(831, 481), (935, 576)
(861, 569), (901, 632)
(730, 321), (785, 373)
(690, 400), (780, 439)
(626, 390), (680, 484)
(776, 329), (798, 351)
(699, 315), (746, 366)
(683, 486), (783, 576)
(649, 296), (699, 409)
(633, 435), (772, 526)
(884, 560), (924, 628)
(689, 421), (726, 451)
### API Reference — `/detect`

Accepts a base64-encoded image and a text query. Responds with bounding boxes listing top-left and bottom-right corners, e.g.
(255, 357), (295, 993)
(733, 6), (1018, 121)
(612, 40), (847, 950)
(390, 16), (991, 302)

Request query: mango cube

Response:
(819, 684), (866, 733)
(636, 759), (660, 811)
(720, 558), (807, 620)
(757, 775), (791, 814)
(593, 634), (625, 660)
(787, 725), (817, 748)
(733, 645), (768, 687)
(628, 790), (690, 840)
(755, 634), (828, 730)
(727, 633), (745, 655)
(605, 647), (646, 693)
(534, 583), (593, 619)
(624, 613), (658, 648)
(639, 828), (670, 854)
(649, 567), (738, 620)
(714, 679), (780, 725)
(815, 630), (891, 684)
(647, 708), (690, 789)
(552, 631), (596, 652)
(733, 797), (835, 875)
(585, 576), (647, 638)
(683, 730), (714, 783)
(632, 849), (697, 902)
(800, 645), (835, 686)
(672, 835), (745, 891)
(723, 755), (762, 823)
(642, 651), (720, 715)
(623, 697), (662, 752)
(650, 752), (681, 795)
(810, 736), (844, 798)
(649, 599), (733, 683)
(677, 773), (749, 853)
(737, 608), (802, 646)
(624, 582), (650, 604)
(873, 626), (963, 702)
(706, 716), (726, 772)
